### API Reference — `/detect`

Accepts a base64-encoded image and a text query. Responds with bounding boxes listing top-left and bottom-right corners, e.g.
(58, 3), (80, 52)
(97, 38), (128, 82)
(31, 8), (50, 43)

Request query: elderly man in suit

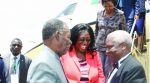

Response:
(105, 30), (146, 83)
(27, 19), (72, 83)
(2, 38), (32, 83)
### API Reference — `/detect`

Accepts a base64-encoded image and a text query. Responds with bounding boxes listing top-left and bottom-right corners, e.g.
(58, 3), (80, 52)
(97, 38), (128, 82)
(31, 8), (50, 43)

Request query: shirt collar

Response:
(10, 53), (21, 61)
(117, 52), (131, 68)
(44, 45), (60, 60)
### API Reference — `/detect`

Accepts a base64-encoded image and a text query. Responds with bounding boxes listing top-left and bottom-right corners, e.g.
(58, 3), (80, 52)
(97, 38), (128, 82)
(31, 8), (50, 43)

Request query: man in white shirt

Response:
(105, 30), (146, 83)
(3, 38), (32, 83)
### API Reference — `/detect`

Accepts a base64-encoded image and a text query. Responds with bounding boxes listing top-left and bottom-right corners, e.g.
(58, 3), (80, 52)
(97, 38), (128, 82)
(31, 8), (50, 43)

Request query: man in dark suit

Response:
(0, 56), (6, 83)
(2, 38), (32, 83)
(105, 30), (146, 83)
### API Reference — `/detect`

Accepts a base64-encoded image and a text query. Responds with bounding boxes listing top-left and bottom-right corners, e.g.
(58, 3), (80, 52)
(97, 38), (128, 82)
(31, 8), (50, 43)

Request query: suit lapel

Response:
(111, 55), (132, 83)
(19, 55), (25, 73)
(116, 55), (131, 75)
(70, 48), (91, 74)
(70, 50), (80, 72)
(3, 54), (11, 74)
(46, 47), (68, 83)
(86, 53), (92, 75)
(19, 55), (26, 83)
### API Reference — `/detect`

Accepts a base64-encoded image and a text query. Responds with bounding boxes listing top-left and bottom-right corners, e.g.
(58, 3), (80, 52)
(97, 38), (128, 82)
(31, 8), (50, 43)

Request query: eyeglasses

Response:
(78, 38), (91, 42)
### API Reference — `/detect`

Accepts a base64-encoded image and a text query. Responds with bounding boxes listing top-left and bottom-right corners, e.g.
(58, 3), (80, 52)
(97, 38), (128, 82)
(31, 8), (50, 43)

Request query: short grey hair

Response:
(42, 19), (64, 40)
(107, 30), (132, 48)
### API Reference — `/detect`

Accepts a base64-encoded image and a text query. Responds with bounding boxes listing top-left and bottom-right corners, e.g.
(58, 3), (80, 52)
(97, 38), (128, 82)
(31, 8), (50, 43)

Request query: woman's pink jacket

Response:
(60, 48), (105, 83)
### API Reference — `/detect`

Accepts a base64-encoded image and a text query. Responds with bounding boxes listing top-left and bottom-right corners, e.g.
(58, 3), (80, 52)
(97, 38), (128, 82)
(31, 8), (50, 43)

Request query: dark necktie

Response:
(113, 62), (118, 69)
(107, 62), (118, 80)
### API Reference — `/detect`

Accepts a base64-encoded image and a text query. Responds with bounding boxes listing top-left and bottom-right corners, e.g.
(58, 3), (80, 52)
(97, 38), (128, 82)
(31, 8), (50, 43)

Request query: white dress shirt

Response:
(10, 53), (20, 83)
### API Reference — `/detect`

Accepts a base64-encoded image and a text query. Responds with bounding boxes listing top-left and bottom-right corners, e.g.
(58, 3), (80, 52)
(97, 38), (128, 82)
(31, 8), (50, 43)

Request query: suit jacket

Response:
(0, 58), (6, 83)
(3, 53), (32, 83)
(27, 46), (68, 83)
(110, 54), (147, 83)
(60, 47), (105, 83)
(117, 0), (138, 19)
